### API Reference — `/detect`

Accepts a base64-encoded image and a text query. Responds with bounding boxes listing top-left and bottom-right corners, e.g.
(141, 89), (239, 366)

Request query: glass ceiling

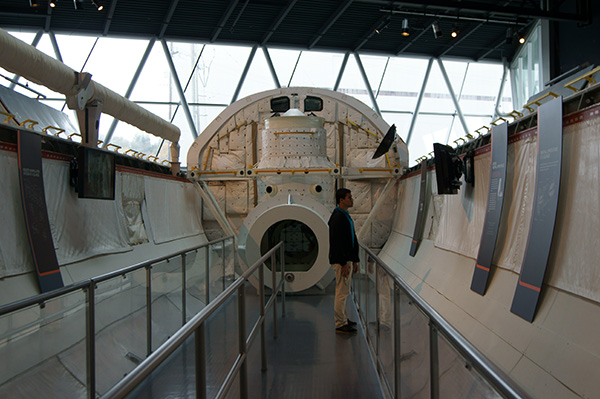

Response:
(0, 30), (513, 168)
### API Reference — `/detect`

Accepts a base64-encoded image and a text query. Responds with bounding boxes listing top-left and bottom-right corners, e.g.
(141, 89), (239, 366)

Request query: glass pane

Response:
(358, 54), (389, 96)
(93, 268), (146, 394)
(338, 54), (373, 109)
(408, 114), (454, 166)
(267, 48), (301, 87)
(151, 258), (185, 351)
(85, 37), (150, 97)
(0, 290), (87, 398)
(381, 112), (412, 143)
(377, 268), (395, 394)
(185, 44), (252, 105)
(420, 60), (468, 114)
(400, 291), (431, 399)
(237, 48), (277, 100)
(437, 333), (502, 398)
(378, 57), (430, 112)
(184, 248), (207, 320)
(289, 51), (345, 90)
(55, 34), (99, 73)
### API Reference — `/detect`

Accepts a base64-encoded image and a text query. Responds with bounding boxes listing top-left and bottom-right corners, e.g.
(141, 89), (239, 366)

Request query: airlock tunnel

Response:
(187, 87), (407, 292)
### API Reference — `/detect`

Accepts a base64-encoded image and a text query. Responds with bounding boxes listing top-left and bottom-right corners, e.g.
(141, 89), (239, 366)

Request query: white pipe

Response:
(0, 28), (180, 143)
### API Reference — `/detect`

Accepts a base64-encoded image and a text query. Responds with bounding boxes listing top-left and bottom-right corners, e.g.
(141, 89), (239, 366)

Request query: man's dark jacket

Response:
(328, 207), (359, 265)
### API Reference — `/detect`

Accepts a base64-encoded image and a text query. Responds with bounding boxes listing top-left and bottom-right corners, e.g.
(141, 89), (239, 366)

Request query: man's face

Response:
(341, 193), (354, 208)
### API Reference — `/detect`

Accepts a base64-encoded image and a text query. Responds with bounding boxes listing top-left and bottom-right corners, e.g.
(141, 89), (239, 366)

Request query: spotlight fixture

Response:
(50, 0), (57, 7)
(518, 31), (526, 44)
(505, 27), (513, 44)
(451, 26), (459, 38)
(375, 20), (389, 35)
(91, 0), (103, 11)
(432, 21), (443, 39)
(29, 0), (39, 7)
(401, 18), (410, 37)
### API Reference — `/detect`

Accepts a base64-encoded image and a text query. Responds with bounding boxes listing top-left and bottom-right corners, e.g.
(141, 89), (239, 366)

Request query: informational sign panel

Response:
(471, 123), (508, 295)
(17, 130), (64, 292)
(409, 160), (428, 257)
(511, 97), (562, 322)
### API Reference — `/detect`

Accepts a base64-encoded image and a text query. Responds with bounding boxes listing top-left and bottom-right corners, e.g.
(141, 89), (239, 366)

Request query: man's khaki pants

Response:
(332, 263), (352, 328)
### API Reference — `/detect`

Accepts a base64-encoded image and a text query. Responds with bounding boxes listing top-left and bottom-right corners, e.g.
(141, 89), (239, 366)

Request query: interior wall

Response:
(380, 102), (600, 398)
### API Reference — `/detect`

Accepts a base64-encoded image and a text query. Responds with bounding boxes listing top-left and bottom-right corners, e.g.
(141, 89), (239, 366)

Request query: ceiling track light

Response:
(375, 20), (390, 35)
(518, 31), (526, 44)
(432, 21), (443, 39)
(91, 0), (103, 11)
(401, 18), (410, 37)
(50, 0), (57, 7)
(29, 0), (39, 7)
(451, 26), (459, 38)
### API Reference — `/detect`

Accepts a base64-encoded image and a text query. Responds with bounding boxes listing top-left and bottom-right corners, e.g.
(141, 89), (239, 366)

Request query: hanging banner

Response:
(17, 130), (64, 292)
(471, 123), (508, 295)
(511, 96), (562, 322)
(409, 159), (428, 257)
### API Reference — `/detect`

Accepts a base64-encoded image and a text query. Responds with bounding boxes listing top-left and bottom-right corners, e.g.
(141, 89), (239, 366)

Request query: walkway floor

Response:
(128, 287), (385, 398)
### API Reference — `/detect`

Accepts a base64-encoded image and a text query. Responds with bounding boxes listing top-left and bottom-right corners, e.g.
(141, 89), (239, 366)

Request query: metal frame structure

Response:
(355, 243), (532, 399)
(0, 236), (235, 399)
(3, 27), (511, 165)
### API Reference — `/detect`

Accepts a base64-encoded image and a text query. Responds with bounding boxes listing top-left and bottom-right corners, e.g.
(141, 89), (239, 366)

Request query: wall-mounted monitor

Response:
(433, 143), (463, 195)
(77, 146), (116, 200)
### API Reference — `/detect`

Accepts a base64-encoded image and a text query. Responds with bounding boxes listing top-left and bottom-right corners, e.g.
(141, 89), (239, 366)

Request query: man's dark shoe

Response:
(347, 319), (357, 327)
(336, 324), (357, 334)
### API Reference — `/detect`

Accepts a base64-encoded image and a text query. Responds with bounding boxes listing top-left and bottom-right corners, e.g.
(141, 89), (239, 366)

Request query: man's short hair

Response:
(335, 188), (351, 205)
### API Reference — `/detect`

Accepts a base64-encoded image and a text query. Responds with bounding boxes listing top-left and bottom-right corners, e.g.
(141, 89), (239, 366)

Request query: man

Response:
(328, 188), (359, 334)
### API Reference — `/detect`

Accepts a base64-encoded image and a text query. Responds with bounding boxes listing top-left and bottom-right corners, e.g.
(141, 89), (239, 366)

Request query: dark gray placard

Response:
(18, 130), (64, 292)
(409, 160), (428, 257)
(511, 96), (563, 322)
(471, 123), (508, 295)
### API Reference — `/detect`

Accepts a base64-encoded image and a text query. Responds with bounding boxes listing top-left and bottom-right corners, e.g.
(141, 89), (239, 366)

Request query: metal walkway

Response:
(128, 289), (385, 399)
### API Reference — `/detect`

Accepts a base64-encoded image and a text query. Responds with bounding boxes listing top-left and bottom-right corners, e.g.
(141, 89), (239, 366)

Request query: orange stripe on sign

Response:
(412, 240), (417, 243)
(519, 279), (541, 292)
(476, 264), (490, 272)
(39, 269), (61, 276)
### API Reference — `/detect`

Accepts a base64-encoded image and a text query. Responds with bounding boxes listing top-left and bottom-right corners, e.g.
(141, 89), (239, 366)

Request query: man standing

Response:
(328, 188), (359, 334)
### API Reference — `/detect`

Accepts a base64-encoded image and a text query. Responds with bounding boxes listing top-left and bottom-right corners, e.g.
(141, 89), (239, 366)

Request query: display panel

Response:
(433, 143), (462, 195)
(77, 146), (116, 200)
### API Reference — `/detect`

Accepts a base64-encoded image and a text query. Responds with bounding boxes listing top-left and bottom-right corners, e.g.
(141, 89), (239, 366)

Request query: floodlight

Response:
(29, 0), (39, 7)
(49, 0), (57, 7)
(92, 0), (103, 11)
(518, 32), (526, 44)
(451, 26), (458, 38)
(401, 19), (410, 37)
(432, 21), (443, 39)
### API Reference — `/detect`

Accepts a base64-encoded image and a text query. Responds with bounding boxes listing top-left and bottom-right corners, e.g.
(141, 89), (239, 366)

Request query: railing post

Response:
(85, 283), (96, 399)
(394, 284), (401, 399)
(430, 322), (440, 399)
(146, 265), (152, 356)
(271, 252), (278, 339)
(238, 285), (248, 399)
(195, 324), (207, 399)
(259, 261), (267, 371)
(182, 253), (187, 326)
(205, 246), (210, 305)
(222, 240), (226, 291)
(375, 261), (380, 358)
(280, 243), (286, 316)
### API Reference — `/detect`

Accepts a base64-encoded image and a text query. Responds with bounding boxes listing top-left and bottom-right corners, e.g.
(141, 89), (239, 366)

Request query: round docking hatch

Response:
(237, 194), (334, 292)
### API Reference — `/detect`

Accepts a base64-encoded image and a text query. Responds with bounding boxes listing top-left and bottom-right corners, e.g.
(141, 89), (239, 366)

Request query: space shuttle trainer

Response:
(187, 88), (407, 292)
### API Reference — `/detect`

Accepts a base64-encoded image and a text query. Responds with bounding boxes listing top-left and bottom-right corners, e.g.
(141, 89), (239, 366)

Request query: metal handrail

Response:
(102, 241), (286, 399)
(0, 235), (235, 399)
(359, 243), (531, 399)
(0, 236), (234, 317)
